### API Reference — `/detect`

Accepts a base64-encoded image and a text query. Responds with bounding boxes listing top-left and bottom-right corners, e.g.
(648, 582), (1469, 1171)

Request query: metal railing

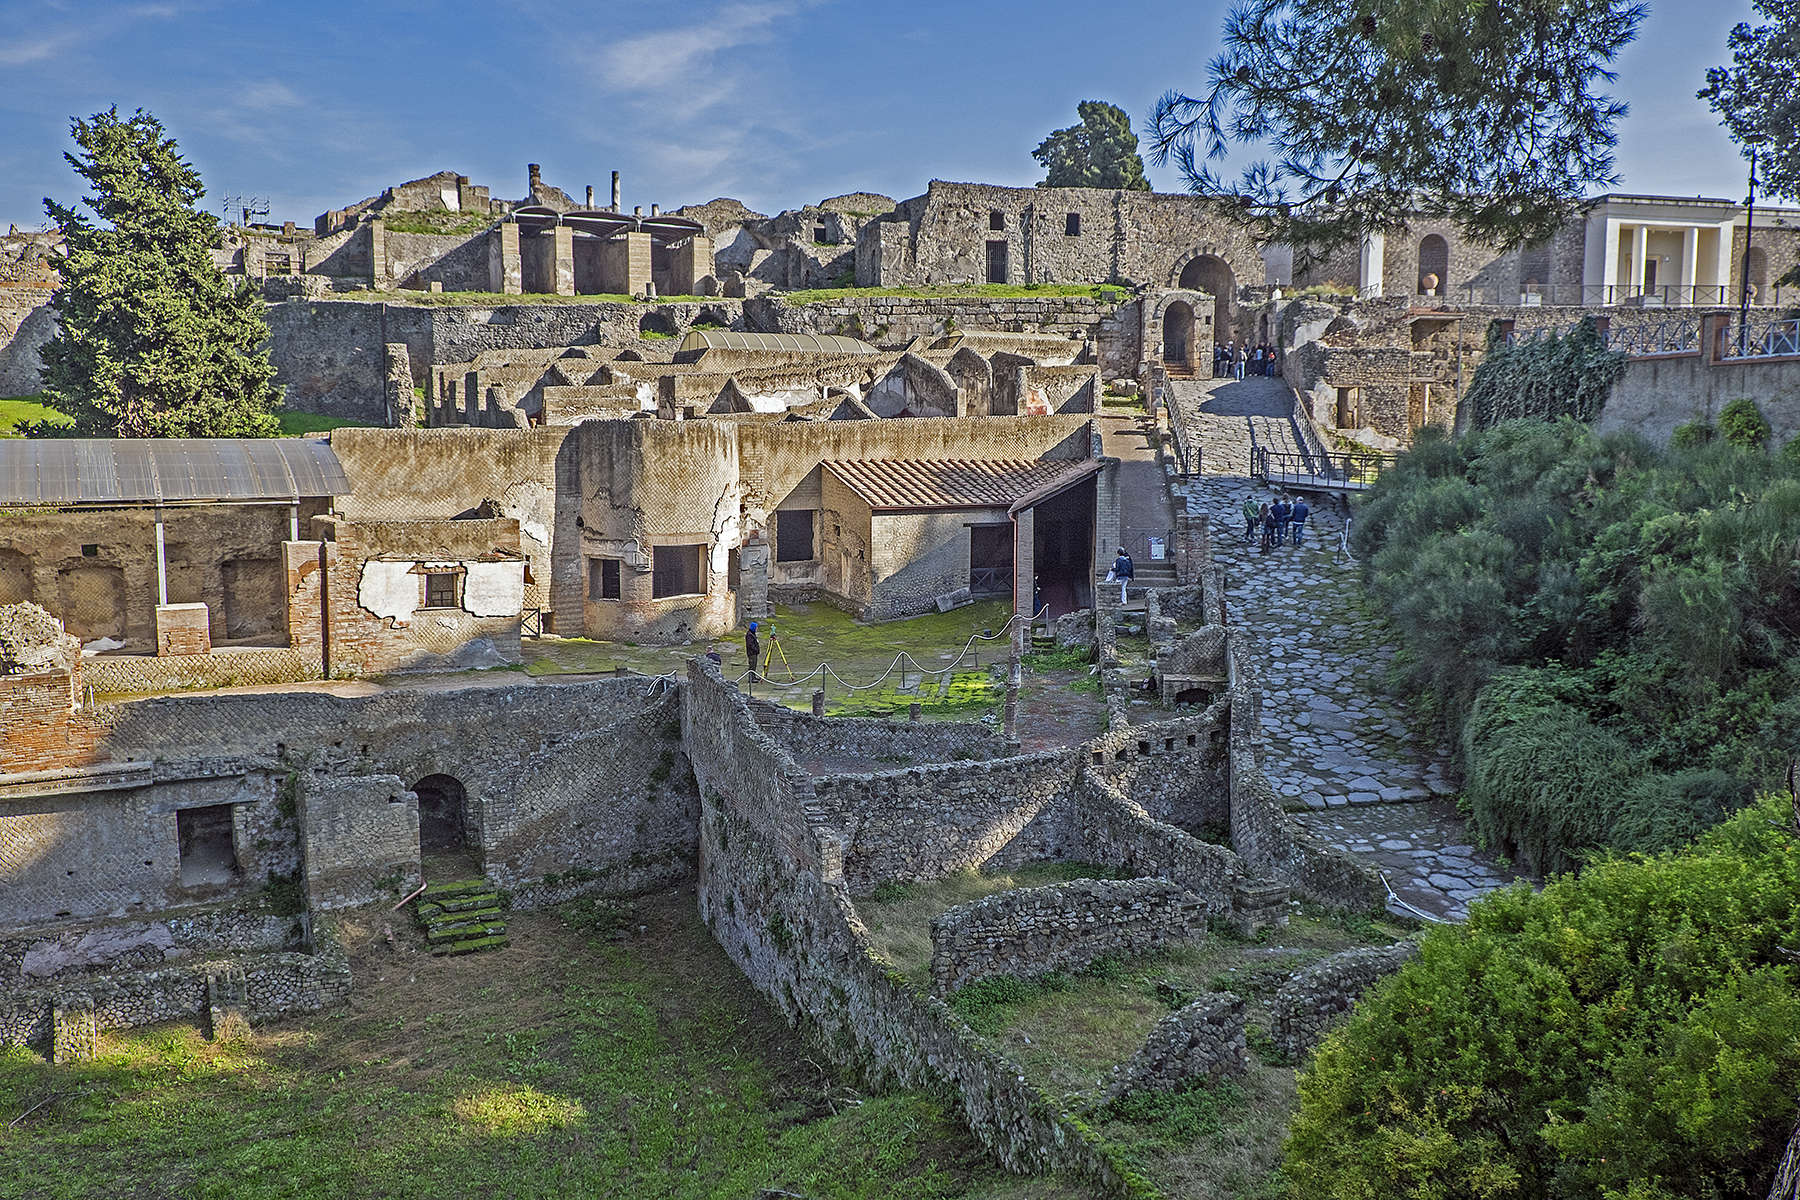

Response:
(1253, 446), (1397, 490)
(968, 566), (1009, 595)
(1719, 316), (1800, 361)
(1422, 282), (1797, 309)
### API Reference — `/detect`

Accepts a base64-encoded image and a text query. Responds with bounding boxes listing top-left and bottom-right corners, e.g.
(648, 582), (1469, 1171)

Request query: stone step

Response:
(417, 893), (500, 916)
(425, 920), (507, 944)
(421, 905), (504, 927)
(422, 879), (489, 898)
(430, 934), (509, 957)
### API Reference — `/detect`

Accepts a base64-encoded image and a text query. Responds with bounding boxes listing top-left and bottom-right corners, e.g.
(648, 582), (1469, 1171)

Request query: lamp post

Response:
(1740, 144), (1760, 357)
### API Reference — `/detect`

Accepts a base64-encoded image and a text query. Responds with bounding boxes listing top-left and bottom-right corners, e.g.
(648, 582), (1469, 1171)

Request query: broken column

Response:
(738, 531), (771, 621)
(384, 342), (413, 428)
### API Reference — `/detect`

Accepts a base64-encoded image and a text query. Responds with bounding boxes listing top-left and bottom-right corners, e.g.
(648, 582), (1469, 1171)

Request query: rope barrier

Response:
(1378, 870), (1451, 924)
(726, 604), (1051, 693)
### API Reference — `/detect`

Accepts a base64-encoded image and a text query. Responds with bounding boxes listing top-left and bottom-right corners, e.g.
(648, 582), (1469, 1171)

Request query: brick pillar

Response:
(600, 232), (653, 296)
(488, 222), (522, 294)
(367, 218), (386, 288)
(1012, 509), (1035, 620)
(1701, 309), (1732, 364)
(552, 225), (575, 296)
(670, 235), (713, 294)
(207, 967), (252, 1041)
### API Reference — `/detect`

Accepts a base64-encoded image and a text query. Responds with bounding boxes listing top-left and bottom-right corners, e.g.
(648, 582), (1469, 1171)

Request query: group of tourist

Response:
(1212, 341), (1278, 380)
(1242, 492), (1310, 552)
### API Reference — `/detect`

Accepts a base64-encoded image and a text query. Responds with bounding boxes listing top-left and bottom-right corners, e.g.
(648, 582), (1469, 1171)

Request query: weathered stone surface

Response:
(1107, 991), (1249, 1098)
(1273, 941), (1418, 1061)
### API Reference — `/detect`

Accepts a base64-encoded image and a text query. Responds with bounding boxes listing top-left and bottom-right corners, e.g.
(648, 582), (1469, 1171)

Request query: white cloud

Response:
(588, 2), (801, 93)
(0, 1), (184, 66)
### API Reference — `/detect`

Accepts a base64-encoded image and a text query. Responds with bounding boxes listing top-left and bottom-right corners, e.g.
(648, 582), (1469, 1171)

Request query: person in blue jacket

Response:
(1110, 547), (1133, 604)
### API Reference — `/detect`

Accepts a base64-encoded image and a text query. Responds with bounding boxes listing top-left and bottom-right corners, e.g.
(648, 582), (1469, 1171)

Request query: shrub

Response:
(1670, 419), (1715, 448)
(1717, 398), (1772, 450)
(1610, 768), (1755, 855)
(1783, 435), (1800, 466)
(1284, 796), (1800, 1200)
(1463, 316), (1628, 428)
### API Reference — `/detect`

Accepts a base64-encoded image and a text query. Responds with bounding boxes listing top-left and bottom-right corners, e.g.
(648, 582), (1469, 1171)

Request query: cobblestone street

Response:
(1170, 375), (1529, 919)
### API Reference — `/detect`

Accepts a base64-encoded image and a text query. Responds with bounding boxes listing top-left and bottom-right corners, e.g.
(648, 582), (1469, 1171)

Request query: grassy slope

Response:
(0, 893), (1073, 1200)
(0, 395), (70, 436)
(276, 411), (378, 436)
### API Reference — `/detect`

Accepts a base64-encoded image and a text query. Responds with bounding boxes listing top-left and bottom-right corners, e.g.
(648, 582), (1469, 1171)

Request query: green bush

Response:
(1284, 796), (1800, 1200)
(1670, 419), (1715, 448)
(1610, 769), (1755, 855)
(1783, 435), (1800, 466)
(1717, 398), (1772, 450)
(1355, 420), (1798, 867)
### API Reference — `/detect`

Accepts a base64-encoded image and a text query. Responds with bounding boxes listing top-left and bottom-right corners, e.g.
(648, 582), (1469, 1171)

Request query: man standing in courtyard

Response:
(1243, 494), (1261, 543)
(744, 621), (761, 680)
(1291, 495), (1310, 546)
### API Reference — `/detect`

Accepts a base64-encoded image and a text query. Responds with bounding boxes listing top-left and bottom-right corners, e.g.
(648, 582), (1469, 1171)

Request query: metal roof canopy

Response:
(678, 329), (878, 356)
(511, 206), (705, 243)
(824, 458), (1096, 512)
(0, 438), (350, 508)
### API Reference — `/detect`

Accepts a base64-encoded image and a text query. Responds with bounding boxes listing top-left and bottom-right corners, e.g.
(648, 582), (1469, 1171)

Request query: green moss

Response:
(783, 283), (1128, 305)
(277, 411), (378, 436)
(377, 209), (496, 237)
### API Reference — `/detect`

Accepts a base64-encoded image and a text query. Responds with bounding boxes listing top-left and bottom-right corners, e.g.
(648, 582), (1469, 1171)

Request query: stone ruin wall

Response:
(1272, 941), (1419, 1061)
(1105, 992), (1250, 1099)
(928, 877), (1206, 995)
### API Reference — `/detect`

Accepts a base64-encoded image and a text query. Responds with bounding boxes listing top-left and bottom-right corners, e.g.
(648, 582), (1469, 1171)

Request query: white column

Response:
(290, 503), (300, 541)
(1681, 227), (1699, 302)
(1359, 230), (1386, 297)
(154, 509), (168, 606)
(1631, 224), (1649, 293)
(1714, 221), (1737, 303)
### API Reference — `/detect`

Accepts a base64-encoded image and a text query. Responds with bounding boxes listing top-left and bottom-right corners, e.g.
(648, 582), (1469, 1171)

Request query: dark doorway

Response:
(1418, 235), (1449, 295)
(1178, 255), (1235, 345)
(986, 240), (1009, 284)
(1028, 477), (1096, 619)
(1162, 301), (1195, 368)
(177, 805), (239, 888)
(415, 774), (469, 854)
(969, 524), (1013, 595)
(221, 556), (285, 641)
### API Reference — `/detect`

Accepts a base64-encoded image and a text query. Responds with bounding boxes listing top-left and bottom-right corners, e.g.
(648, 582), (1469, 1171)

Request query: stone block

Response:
(155, 603), (211, 657)
(51, 1000), (97, 1063)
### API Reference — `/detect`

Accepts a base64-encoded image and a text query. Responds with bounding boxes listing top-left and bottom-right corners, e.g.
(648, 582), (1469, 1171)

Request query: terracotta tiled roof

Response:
(823, 458), (1092, 511)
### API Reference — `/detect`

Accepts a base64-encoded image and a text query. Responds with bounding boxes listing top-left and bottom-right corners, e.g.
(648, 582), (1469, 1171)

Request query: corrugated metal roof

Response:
(678, 330), (878, 356)
(0, 438), (349, 507)
(823, 458), (1093, 511)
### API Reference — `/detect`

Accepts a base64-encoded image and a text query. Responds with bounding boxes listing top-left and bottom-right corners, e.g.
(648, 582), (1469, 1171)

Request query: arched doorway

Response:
(1162, 301), (1195, 371)
(1178, 255), (1235, 345)
(414, 774), (470, 859)
(1418, 235), (1449, 296)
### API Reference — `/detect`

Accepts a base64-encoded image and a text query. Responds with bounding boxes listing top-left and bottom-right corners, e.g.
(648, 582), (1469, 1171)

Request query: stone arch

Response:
(413, 773), (469, 855)
(1417, 235), (1450, 296)
(1746, 246), (1770, 302)
(1162, 301), (1196, 368)
(1173, 251), (1237, 344)
(1147, 290), (1214, 373)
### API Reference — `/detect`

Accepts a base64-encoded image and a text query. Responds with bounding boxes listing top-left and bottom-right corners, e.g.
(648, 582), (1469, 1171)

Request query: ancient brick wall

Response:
(296, 772), (420, 910)
(749, 701), (1005, 765)
(929, 876), (1205, 994)
(0, 284), (55, 397)
(1273, 941), (1418, 1061)
(1596, 351), (1800, 447)
(0, 667), (104, 775)
(1, 504), (327, 654)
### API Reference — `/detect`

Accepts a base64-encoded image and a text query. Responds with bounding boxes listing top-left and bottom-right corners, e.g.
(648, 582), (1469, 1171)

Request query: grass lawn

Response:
(325, 290), (719, 307)
(276, 411), (379, 436)
(856, 873), (1413, 1200)
(0, 394), (70, 436)
(0, 891), (1077, 1200)
(524, 599), (1015, 720)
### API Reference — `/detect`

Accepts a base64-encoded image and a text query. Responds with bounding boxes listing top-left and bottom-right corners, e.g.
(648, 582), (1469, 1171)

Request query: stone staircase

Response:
(414, 879), (509, 956)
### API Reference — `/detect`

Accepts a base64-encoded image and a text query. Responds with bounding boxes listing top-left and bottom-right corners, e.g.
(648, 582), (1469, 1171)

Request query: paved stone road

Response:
(1170, 376), (1527, 920)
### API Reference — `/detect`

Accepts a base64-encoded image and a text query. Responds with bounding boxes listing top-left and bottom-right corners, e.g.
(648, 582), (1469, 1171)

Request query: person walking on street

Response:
(1111, 547), (1134, 604)
(1233, 343), (1246, 381)
(1242, 495), (1260, 543)
(1259, 502), (1276, 553)
(1272, 495), (1292, 545)
(1291, 496), (1311, 546)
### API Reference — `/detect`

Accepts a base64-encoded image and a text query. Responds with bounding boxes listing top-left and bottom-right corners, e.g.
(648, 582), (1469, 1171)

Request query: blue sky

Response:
(0, 0), (1765, 231)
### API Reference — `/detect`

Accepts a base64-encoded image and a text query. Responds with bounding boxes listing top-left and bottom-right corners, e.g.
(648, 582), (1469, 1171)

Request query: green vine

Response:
(1464, 315), (1626, 428)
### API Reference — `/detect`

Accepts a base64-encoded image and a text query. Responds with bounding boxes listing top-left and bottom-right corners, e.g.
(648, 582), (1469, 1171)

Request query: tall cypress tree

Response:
(32, 107), (281, 438)
(1034, 101), (1152, 191)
